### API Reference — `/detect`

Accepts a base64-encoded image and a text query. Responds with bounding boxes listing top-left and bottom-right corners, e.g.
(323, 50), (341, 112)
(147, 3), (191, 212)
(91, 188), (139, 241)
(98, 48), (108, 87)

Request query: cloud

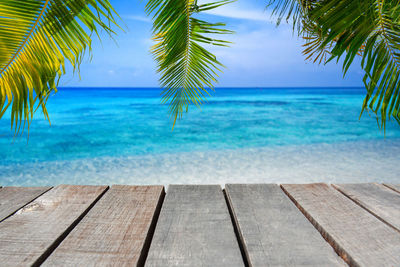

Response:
(200, 2), (272, 22)
(206, 24), (364, 87)
(123, 3), (271, 23)
(122, 15), (151, 23)
(211, 25), (302, 69)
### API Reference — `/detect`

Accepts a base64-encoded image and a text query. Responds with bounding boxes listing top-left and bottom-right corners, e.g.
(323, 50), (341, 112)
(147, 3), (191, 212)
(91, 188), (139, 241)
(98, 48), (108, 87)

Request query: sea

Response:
(1, 87), (399, 186)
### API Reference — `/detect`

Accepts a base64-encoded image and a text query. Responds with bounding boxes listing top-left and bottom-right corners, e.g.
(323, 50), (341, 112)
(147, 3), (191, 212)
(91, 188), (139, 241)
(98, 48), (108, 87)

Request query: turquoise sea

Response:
(1, 87), (400, 186)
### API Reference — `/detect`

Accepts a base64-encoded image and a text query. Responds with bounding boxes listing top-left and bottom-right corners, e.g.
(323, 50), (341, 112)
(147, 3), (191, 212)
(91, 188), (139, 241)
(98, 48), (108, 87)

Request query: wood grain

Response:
(282, 183), (400, 266)
(42, 185), (165, 267)
(0, 185), (107, 266)
(225, 184), (345, 266)
(333, 183), (400, 232)
(145, 185), (244, 267)
(0, 186), (52, 222)
(383, 184), (400, 194)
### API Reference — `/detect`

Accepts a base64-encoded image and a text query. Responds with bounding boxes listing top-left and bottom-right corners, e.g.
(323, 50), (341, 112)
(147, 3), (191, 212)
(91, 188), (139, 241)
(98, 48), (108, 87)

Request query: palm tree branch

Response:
(269, 0), (400, 128)
(0, 0), (50, 76)
(376, 0), (400, 69)
(359, 0), (400, 127)
(0, 0), (120, 134)
(146, 0), (233, 128)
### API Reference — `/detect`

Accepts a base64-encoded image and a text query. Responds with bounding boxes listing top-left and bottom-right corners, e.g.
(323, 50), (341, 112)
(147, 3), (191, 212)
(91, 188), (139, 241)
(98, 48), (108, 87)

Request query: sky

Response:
(60, 0), (365, 88)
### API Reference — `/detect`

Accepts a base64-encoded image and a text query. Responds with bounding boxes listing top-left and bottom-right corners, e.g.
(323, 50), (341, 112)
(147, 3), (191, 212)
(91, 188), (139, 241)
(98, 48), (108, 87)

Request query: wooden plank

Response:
(42, 185), (165, 266)
(145, 185), (244, 267)
(333, 183), (400, 232)
(282, 183), (400, 266)
(225, 184), (345, 266)
(383, 184), (400, 194)
(0, 185), (107, 266)
(0, 186), (52, 222)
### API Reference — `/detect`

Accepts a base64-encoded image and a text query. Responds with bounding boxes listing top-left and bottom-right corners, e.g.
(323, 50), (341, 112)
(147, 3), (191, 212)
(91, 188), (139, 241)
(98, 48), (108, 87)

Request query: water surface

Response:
(1, 87), (399, 185)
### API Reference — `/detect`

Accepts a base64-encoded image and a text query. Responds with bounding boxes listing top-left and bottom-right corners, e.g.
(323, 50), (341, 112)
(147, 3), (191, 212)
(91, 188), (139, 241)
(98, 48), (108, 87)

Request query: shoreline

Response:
(2, 138), (400, 186)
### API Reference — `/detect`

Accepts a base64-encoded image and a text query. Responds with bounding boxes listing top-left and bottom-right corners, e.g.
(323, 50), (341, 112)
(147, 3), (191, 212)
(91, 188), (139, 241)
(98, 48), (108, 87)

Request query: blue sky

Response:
(61, 0), (365, 88)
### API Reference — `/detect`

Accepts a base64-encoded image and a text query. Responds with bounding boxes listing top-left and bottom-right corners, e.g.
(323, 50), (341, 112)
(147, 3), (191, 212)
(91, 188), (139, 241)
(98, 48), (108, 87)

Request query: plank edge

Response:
(332, 183), (400, 234)
(0, 186), (53, 223)
(223, 186), (250, 267)
(383, 183), (400, 194)
(34, 186), (109, 266)
(139, 186), (166, 267)
(280, 184), (353, 266)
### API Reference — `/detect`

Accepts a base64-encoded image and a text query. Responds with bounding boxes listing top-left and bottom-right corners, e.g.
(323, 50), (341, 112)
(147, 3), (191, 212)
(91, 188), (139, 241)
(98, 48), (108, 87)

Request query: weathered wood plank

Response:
(333, 183), (400, 232)
(0, 185), (107, 267)
(0, 186), (52, 222)
(383, 184), (400, 194)
(225, 184), (345, 266)
(282, 183), (400, 266)
(145, 185), (244, 267)
(43, 185), (165, 266)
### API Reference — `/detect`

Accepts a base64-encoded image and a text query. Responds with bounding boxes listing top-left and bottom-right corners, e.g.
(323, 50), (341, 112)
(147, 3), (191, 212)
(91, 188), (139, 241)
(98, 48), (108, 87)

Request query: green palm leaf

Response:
(146, 0), (234, 127)
(0, 0), (119, 134)
(269, 0), (400, 129)
(307, 0), (400, 128)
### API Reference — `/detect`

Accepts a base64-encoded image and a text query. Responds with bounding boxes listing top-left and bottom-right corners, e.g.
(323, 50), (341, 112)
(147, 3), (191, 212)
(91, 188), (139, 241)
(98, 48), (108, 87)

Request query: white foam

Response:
(2, 139), (400, 186)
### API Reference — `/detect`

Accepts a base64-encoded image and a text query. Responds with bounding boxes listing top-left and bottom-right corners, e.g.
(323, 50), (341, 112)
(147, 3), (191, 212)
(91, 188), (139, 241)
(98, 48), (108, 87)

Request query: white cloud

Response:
(212, 25), (302, 70)
(122, 15), (151, 23)
(123, 3), (271, 23)
(199, 1), (272, 22)
(206, 24), (364, 87)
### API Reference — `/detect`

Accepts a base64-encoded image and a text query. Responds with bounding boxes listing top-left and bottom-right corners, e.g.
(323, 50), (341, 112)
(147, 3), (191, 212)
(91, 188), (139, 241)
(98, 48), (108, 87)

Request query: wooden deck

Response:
(0, 183), (399, 266)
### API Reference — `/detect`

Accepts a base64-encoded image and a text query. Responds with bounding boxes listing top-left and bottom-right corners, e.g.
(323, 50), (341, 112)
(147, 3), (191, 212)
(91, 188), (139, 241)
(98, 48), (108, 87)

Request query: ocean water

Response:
(1, 87), (400, 186)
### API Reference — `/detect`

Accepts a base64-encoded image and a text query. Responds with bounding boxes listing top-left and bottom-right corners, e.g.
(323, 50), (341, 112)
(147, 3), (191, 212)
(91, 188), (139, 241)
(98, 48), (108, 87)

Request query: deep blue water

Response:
(0, 87), (399, 165)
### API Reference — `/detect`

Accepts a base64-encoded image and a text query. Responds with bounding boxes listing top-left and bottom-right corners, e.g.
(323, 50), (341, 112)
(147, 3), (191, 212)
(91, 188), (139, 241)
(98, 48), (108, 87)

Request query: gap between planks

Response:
(138, 187), (166, 266)
(145, 185), (244, 267)
(41, 185), (165, 267)
(332, 183), (400, 234)
(383, 184), (400, 194)
(225, 184), (344, 267)
(222, 188), (250, 267)
(0, 186), (52, 222)
(281, 183), (400, 266)
(34, 186), (109, 266)
(0, 185), (109, 267)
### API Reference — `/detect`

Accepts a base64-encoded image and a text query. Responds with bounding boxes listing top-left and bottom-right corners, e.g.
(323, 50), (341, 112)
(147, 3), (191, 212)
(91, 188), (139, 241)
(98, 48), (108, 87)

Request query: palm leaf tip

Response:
(146, 0), (234, 127)
(0, 0), (120, 135)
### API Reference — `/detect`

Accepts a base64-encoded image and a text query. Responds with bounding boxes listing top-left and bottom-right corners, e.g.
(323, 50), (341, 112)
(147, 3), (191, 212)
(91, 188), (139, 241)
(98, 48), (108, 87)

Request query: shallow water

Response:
(1, 87), (399, 186)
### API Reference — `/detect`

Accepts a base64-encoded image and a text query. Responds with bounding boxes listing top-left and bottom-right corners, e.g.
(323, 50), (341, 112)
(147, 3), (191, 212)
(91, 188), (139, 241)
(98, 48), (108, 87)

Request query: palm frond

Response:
(146, 0), (234, 127)
(267, 0), (333, 64)
(301, 21), (333, 64)
(269, 0), (400, 128)
(308, 0), (400, 128)
(0, 0), (119, 134)
(266, 0), (316, 33)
